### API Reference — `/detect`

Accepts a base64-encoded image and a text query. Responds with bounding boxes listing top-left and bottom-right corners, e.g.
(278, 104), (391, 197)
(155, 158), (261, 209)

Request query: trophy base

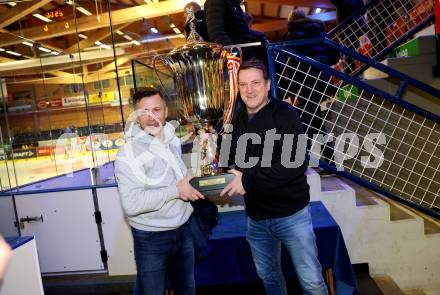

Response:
(190, 173), (235, 197)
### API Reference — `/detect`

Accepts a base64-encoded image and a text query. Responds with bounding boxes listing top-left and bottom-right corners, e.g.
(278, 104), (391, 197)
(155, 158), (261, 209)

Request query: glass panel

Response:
(0, 0), (130, 190)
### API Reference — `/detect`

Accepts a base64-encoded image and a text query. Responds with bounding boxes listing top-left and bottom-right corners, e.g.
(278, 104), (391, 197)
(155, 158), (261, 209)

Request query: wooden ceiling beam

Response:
(252, 19), (288, 33)
(1, 36), (180, 80)
(251, 10), (336, 33)
(87, 56), (131, 81)
(0, 0), (187, 47)
(0, 0), (53, 29)
(0, 48), (125, 73)
(0, 58), (116, 77)
(65, 23), (132, 53)
(245, 0), (335, 9)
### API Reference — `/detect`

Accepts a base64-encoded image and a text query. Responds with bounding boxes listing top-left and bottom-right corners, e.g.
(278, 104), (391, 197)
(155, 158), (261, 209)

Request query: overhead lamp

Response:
(76, 6), (92, 16)
(51, 51), (60, 56)
(150, 27), (159, 34)
(22, 41), (34, 47)
(131, 40), (141, 46)
(38, 47), (51, 53)
(0, 48), (5, 51)
(8, 2), (16, 6)
(78, 34), (88, 39)
(123, 35), (133, 41)
(169, 23), (176, 28)
(115, 30), (124, 36)
(33, 13), (52, 23)
(95, 41), (111, 49)
(315, 8), (322, 14)
(172, 27), (181, 34)
(6, 50), (21, 56)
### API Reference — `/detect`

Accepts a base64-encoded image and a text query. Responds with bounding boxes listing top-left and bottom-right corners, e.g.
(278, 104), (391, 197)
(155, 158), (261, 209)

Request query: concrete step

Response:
(318, 176), (440, 292)
(372, 193), (440, 235)
(372, 275), (405, 295)
(404, 290), (428, 295)
(344, 179), (415, 222)
(425, 288), (440, 295)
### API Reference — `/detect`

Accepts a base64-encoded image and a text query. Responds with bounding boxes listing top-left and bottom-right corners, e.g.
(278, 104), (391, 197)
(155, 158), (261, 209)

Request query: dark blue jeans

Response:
(246, 205), (328, 295)
(132, 220), (195, 295)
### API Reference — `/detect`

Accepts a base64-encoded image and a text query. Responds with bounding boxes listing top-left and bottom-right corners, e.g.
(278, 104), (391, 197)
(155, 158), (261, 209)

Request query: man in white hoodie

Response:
(115, 87), (204, 295)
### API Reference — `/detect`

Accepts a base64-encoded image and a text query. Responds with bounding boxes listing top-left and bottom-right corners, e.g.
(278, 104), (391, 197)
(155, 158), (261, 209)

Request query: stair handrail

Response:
(267, 37), (440, 220)
(327, 0), (435, 76)
(269, 37), (440, 115)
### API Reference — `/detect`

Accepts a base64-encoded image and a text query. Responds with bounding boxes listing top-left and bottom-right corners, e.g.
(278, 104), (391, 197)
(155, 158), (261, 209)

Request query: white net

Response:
(274, 50), (440, 210)
(328, 0), (434, 76)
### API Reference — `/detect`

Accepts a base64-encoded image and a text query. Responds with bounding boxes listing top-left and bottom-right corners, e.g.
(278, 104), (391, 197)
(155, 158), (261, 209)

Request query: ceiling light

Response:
(22, 41), (34, 47)
(131, 40), (141, 46)
(169, 23), (176, 28)
(150, 27), (159, 34)
(51, 51), (60, 56)
(315, 8), (322, 14)
(39, 47), (51, 53)
(123, 34), (133, 41)
(172, 27), (181, 34)
(8, 2), (16, 6)
(76, 6), (92, 16)
(115, 30), (124, 35)
(95, 41), (111, 49)
(33, 13), (52, 23)
(78, 34), (88, 39)
(6, 50), (21, 56)
(0, 48), (5, 51)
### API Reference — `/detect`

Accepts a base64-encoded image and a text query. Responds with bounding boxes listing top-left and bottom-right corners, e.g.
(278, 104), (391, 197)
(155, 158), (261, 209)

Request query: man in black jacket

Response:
(221, 59), (328, 295)
(204, 0), (267, 61)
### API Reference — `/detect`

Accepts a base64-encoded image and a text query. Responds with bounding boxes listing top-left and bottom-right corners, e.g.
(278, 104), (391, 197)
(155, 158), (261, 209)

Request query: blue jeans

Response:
(132, 220), (195, 295)
(246, 205), (328, 295)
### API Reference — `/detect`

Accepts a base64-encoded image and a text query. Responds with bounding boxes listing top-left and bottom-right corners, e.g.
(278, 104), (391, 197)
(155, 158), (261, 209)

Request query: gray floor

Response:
(43, 266), (383, 295)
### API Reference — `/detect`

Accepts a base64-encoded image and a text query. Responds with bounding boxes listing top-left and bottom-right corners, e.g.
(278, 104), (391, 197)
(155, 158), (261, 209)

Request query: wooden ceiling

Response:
(0, 0), (336, 84)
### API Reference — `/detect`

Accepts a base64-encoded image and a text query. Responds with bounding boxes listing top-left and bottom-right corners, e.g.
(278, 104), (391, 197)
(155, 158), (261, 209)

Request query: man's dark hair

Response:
(238, 58), (269, 80)
(132, 86), (165, 107)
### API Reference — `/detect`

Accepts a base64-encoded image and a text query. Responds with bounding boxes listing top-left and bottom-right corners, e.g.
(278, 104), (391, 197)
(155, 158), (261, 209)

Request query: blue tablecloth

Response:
(195, 201), (357, 294)
(5, 236), (34, 249)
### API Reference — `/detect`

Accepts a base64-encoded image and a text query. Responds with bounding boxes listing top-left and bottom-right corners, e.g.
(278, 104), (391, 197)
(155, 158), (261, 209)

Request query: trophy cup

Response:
(153, 8), (240, 196)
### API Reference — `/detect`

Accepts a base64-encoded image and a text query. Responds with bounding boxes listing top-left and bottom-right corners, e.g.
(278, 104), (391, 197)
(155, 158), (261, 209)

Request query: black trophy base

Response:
(190, 173), (235, 197)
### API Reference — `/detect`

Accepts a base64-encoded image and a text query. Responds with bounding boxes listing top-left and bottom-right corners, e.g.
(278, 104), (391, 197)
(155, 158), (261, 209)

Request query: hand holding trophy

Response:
(153, 7), (241, 196)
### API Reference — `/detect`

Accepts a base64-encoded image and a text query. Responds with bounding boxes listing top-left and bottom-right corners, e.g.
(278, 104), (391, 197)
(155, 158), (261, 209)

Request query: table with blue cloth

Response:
(194, 201), (357, 295)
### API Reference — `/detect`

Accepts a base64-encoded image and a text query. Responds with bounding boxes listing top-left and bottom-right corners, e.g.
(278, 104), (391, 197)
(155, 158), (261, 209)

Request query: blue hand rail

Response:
(267, 37), (440, 219)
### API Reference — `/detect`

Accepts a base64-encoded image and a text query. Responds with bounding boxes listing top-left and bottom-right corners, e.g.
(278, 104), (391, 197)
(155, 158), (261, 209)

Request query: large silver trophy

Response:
(153, 8), (240, 196)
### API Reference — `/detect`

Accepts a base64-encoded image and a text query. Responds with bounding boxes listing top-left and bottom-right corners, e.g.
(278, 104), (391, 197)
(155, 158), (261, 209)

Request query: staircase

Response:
(208, 168), (440, 293)
(313, 169), (440, 294)
(364, 31), (440, 116)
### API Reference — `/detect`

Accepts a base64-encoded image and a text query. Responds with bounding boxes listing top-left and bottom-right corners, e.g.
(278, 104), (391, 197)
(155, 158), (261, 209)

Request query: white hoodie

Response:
(114, 121), (193, 231)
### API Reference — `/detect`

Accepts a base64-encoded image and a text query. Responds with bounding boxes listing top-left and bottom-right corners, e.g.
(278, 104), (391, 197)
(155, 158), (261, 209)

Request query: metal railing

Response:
(328, 0), (434, 76)
(267, 38), (440, 218)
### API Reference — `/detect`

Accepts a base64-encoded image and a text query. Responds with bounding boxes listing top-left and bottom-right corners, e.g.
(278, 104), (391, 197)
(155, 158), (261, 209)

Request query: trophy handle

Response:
(152, 55), (173, 100)
(228, 46), (242, 59)
(221, 46), (242, 134)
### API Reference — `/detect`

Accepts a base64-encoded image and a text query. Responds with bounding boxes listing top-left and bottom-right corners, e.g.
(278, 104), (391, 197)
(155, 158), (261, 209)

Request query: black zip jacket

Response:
(229, 99), (310, 220)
